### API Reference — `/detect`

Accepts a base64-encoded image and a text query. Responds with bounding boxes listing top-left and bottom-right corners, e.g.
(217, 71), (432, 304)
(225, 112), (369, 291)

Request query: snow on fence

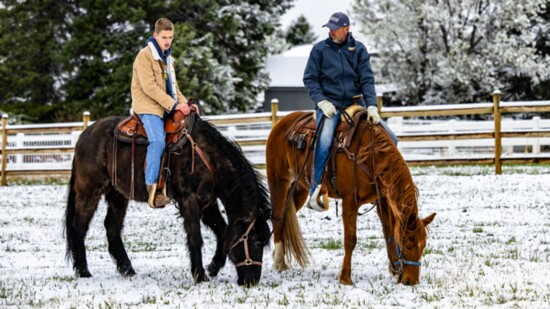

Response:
(1, 93), (550, 184)
(391, 116), (550, 157)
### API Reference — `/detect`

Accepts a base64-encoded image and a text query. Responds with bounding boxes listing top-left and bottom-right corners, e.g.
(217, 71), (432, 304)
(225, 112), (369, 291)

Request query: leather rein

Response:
(329, 114), (421, 275)
(367, 122), (421, 276)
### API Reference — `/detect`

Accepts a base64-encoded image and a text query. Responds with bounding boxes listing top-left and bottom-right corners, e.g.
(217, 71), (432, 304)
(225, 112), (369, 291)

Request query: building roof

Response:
(265, 44), (312, 88)
(265, 44), (395, 94)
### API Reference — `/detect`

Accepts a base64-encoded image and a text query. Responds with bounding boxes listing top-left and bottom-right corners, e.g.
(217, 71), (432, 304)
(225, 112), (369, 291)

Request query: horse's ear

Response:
(422, 213), (436, 227)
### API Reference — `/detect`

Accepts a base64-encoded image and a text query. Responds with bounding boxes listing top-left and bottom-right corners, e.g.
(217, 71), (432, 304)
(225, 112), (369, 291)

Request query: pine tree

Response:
(0, 0), (295, 121)
(168, 0), (295, 113)
(60, 0), (164, 121)
(0, 0), (71, 121)
(285, 15), (317, 47)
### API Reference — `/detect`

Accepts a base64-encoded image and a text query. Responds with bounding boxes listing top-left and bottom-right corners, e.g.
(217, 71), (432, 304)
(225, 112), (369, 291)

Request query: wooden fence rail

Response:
(377, 92), (550, 171)
(2, 91), (550, 185)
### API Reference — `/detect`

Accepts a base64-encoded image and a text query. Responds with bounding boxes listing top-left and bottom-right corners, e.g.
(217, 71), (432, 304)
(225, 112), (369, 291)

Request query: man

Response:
(131, 18), (189, 208)
(303, 12), (398, 211)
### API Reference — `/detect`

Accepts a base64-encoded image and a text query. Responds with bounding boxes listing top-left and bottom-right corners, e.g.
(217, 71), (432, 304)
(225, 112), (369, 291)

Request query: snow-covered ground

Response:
(0, 165), (549, 308)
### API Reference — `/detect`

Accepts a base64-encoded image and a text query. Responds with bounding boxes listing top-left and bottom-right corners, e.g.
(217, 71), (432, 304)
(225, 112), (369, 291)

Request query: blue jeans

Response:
(311, 108), (398, 193)
(139, 114), (166, 186)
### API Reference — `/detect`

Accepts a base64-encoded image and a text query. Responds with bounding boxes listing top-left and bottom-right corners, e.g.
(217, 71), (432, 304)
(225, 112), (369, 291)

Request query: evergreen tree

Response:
(285, 15), (317, 47)
(0, 0), (71, 121)
(353, 0), (550, 105)
(168, 0), (295, 112)
(0, 0), (295, 121)
(60, 1), (164, 121)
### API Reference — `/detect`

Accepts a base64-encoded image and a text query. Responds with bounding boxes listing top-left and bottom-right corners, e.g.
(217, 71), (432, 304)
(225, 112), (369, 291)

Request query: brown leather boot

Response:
(146, 184), (171, 208)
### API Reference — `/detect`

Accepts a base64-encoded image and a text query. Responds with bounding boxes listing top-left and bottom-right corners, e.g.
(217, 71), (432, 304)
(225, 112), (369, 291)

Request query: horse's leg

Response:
(338, 195), (359, 285)
(271, 180), (310, 272)
(271, 239), (288, 272)
(292, 181), (310, 213)
(270, 179), (293, 272)
(66, 185), (101, 278)
(201, 199), (228, 277)
(267, 114), (312, 272)
(104, 187), (135, 277)
(178, 194), (209, 283)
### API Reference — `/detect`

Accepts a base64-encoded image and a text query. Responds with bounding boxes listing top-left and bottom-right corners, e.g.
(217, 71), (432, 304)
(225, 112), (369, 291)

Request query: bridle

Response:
(230, 219), (263, 268)
(386, 236), (421, 275)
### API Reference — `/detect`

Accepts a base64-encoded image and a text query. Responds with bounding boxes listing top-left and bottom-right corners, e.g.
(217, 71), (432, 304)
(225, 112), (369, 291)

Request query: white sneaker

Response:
(306, 185), (329, 212)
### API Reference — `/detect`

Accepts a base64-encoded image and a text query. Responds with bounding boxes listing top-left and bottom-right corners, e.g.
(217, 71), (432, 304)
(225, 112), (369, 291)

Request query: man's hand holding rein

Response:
(317, 100), (337, 118)
(367, 106), (381, 124)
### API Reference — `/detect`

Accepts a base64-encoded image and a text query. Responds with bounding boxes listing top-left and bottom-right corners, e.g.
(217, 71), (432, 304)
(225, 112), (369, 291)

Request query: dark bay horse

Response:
(266, 111), (436, 285)
(65, 114), (271, 286)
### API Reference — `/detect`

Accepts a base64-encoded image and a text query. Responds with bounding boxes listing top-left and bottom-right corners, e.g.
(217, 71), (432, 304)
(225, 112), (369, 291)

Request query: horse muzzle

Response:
(236, 265), (262, 287)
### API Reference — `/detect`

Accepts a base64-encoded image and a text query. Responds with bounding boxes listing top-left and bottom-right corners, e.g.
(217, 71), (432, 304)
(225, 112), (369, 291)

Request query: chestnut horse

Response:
(266, 111), (436, 285)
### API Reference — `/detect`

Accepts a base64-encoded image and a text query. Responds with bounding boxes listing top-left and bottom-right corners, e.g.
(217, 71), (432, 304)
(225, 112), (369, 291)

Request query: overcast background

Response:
(280, 0), (368, 44)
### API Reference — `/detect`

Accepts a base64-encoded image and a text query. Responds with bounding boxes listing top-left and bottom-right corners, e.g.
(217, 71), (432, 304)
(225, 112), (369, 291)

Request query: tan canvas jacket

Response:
(131, 43), (187, 117)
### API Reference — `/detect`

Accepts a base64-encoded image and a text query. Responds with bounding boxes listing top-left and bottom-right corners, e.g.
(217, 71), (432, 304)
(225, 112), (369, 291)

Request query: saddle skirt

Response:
(112, 104), (198, 194)
(114, 104), (197, 151)
(285, 105), (368, 151)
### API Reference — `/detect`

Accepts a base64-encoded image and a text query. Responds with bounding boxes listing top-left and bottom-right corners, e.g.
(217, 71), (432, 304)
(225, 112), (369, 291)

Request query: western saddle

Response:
(285, 104), (375, 203)
(112, 102), (213, 207)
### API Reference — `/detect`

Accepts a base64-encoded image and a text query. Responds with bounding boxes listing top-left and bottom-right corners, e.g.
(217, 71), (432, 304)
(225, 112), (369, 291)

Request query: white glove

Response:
(367, 106), (381, 124)
(317, 100), (337, 118)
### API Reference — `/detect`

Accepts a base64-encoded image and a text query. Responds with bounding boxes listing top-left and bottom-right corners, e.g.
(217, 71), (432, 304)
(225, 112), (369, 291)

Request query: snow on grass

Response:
(0, 165), (549, 308)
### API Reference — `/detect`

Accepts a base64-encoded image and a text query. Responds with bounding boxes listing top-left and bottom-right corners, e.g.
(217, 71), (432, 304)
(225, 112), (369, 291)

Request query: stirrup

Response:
(306, 185), (329, 212)
(147, 183), (170, 208)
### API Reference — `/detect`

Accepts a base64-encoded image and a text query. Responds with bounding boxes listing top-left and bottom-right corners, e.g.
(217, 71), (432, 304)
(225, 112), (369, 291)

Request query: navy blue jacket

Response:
(303, 33), (377, 108)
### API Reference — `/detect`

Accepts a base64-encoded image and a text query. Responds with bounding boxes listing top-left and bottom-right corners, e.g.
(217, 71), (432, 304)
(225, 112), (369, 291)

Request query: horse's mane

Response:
(368, 125), (426, 249)
(194, 118), (271, 221)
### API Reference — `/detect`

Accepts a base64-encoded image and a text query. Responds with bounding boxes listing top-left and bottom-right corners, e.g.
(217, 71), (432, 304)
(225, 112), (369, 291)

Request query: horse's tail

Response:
(64, 161), (78, 262)
(281, 191), (310, 268)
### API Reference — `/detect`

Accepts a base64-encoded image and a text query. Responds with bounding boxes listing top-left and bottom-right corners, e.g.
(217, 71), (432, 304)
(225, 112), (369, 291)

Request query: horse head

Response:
(385, 212), (436, 285)
(227, 213), (271, 287)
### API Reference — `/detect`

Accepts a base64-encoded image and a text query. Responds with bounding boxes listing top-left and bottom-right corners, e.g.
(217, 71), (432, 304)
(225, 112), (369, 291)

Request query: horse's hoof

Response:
(273, 261), (289, 272)
(338, 275), (353, 285)
(272, 243), (289, 272)
(193, 271), (209, 283)
(77, 269), (92, 278)
(195, 275), (209, 284)
(118, 264), (136, 277)
(207, 262), (221, 277)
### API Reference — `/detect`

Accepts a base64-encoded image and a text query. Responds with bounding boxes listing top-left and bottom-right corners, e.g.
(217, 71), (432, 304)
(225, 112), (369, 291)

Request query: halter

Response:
(230, 219), (263, 268)
(386, 236), (421, 274)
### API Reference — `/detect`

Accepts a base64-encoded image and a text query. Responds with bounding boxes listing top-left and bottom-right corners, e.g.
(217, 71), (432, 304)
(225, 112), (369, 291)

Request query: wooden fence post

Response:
(83, 111), (90, 130)
(493, 90), (502, 175)
(377, 95), (383, 112)
(271, 98), (279, 127)
(1, 114), (8, 186)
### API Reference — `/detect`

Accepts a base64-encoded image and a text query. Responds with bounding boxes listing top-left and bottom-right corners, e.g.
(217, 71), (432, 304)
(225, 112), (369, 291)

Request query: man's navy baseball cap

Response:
(323, 12), (350, 30)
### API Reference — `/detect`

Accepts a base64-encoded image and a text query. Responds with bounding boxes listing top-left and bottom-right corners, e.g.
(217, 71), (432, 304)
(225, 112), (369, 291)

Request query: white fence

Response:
(2, 115), (550, 172)
(390, 116), (550, 160)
